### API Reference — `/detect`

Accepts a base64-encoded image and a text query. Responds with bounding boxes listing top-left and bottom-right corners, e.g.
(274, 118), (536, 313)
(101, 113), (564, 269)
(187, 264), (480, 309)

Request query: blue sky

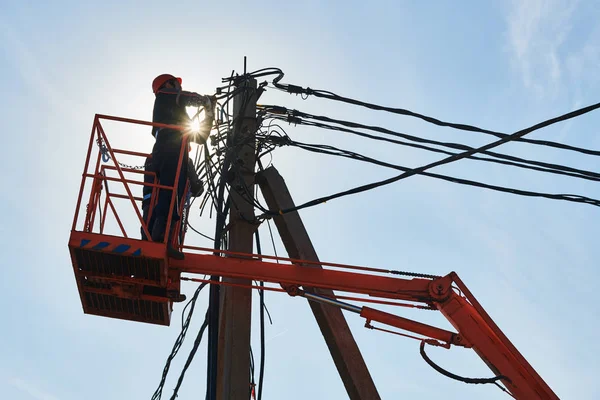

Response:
(1, 1), (599, 399)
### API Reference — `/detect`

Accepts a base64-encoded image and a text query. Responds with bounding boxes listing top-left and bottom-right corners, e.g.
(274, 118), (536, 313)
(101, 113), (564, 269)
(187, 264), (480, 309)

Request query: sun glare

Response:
(186, 107), (205, 133)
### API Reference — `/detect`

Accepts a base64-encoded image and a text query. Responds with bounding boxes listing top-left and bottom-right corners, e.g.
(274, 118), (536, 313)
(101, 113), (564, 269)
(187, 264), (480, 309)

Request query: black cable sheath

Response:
(151, 283), (207, 400)
(271, 101), (600, 215)
(262, 107), (600, 182)
(420, 341), (511, 385)
(271, 79), (600, 157)
(266, 114), (600, 182)
(277, 138), (600, 207)
(206, 79), (237, 400)
(207, 78), (255, 400)
(169, 311), (210, 399)
(255, 229), (266, 400)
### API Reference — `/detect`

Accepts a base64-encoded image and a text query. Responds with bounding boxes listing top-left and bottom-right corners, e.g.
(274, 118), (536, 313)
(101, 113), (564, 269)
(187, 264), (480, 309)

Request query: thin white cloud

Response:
(8, 377), (59, 400)
(565, 27), (600, 96)
(506, 0), (579, 96)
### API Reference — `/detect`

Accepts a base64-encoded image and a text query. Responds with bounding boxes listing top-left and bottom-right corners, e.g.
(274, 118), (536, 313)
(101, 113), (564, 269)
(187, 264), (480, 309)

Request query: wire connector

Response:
(287, 115), (302, 125)
(286, 84), (304, 94)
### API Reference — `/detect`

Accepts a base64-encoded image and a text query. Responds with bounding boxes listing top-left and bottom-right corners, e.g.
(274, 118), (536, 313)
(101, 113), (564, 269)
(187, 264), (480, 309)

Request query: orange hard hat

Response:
(152, 74), (182, 94)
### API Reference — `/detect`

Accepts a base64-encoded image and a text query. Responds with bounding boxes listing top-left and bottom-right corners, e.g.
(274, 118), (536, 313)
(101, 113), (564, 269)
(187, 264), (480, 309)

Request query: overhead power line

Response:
(269, 75), (600, 157)
(260, 100), (600, 215)
(259, 105), (600, 183)
(260, 134), (600, 207)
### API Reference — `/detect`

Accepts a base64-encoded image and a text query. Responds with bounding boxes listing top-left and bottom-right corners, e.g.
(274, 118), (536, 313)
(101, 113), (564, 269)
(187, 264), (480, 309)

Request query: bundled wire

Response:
(258, 131), (600, 207)
(169, 310), (210, 400)
(151, 282), (207, 400)
(146, 66), (600, 400)
(206, 71), (268, 400)
(257, 100), (600, 215)
(154, 71), (248, 400)
(268, 74), (600, 157)
(260, 106), (600, 183)
(224, 66), (600, 214)
(150, 67), (276, 400)
(206, 102), (234, 400)
(150, 74), (243, 400)
(172, 66), (600, 398)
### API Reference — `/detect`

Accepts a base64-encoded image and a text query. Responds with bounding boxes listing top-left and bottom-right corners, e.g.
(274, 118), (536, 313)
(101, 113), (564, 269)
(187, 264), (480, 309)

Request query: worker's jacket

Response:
(151, 87), (206, 144)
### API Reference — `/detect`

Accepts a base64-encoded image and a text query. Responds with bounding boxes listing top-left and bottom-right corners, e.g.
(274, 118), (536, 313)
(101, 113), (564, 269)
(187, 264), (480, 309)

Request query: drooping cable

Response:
(420, 341), (515, 398)
(151, 282), (207, 400)
(263, 100), (600, 215)
(206, 72), (237, 400)
(268, 77), (600, 157)
(207, 76), (258, 400)
(249, 346), (256, 399)
(260, 106), (600, 182)
(186, 220), (215, 242)
(254, 229), (267, 400)
(262, 135), (600, 207)
(168, 310), (210, 400)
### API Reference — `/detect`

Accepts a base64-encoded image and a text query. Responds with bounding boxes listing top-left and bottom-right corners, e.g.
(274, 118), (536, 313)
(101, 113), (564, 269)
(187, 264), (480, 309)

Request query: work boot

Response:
(152, 218), (185, 260)
(167, 289), (187, 302)
(166, 223), (185, 260)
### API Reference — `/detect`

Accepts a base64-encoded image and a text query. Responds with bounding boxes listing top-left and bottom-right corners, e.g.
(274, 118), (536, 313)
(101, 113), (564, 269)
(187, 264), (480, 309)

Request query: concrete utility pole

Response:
(216, 76), (258, 400)
(257, 166), (381, 400)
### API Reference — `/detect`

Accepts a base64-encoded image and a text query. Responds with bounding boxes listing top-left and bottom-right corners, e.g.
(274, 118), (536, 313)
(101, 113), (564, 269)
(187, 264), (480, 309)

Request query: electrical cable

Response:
(150, 79), (240, 400)
(261, 106), (600, 182)
(267, 136), (600, 207)
(227, 133), (271, 213)
(187, 220), (215, 241)
(205, 87), (234, 400)
(269, 76), (600, 157)
(263, 100), (600, 215)
(255, 229), (267, 400)
(206, 74), (257, 400)
(169, 310), (210, 400)
(222, 67), (284, 89)
(420, 341), (515, 399)
(256, 122), (600, 207)
(206, 66), (564, 400)
(200, 146), (225, 218)
(250, 346), (256, 399)
(151, 282), (207, 400)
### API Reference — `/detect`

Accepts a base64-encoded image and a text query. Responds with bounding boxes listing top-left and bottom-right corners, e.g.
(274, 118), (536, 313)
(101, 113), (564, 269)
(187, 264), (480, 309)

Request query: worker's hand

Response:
(201, 94), (217, 110)
(189, 93), (203, 106)
(192, 183), (204, 197)
(191, 93), (215, 109)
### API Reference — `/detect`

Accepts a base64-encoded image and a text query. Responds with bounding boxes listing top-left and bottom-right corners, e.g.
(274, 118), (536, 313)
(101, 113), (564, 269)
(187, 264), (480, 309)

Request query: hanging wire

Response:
(267, 73), (600, 157)
(258, 100), (600, 215)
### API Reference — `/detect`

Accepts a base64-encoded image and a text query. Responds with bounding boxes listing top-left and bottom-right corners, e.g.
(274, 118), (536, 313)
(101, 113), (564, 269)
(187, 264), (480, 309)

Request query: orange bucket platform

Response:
(68, 115), (189, 326)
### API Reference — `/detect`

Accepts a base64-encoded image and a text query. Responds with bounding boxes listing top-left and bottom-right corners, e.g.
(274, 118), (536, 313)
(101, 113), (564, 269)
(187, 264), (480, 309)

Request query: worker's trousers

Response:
(148, 135), (187, 239)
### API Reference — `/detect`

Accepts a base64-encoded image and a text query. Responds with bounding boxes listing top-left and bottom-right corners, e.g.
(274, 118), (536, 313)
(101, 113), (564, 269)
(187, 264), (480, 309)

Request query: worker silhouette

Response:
(146, 73), (214, 259)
